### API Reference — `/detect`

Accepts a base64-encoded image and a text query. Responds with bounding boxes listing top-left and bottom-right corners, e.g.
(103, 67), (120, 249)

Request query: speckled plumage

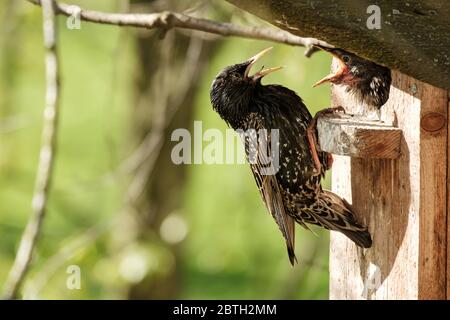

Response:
(210, 54), (372, 264)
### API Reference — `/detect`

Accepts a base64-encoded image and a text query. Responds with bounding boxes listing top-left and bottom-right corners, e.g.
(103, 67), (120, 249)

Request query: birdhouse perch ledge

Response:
(316, 114), (402, 159)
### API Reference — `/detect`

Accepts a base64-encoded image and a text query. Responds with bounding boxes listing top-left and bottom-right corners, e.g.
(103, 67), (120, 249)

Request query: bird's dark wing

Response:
(243, 125), (297, 265)
(260, 85), (329, 187)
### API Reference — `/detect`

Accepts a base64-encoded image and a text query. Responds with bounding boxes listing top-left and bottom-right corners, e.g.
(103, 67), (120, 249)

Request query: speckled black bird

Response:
(313, 46), (391, 110)
(210, 48), (372, 265)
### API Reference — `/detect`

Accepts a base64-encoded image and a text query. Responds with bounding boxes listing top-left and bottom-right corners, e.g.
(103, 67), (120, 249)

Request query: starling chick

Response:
(210, 48), (372, 265)
(314, 46), (391, 111)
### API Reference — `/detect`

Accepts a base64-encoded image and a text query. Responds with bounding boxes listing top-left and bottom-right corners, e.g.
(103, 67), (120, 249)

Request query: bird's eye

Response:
(342, 55), (350, 63)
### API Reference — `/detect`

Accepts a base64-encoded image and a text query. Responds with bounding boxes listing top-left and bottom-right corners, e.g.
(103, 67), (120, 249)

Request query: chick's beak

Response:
(312, 48), (347, 87)
(244, 47), (283, 80)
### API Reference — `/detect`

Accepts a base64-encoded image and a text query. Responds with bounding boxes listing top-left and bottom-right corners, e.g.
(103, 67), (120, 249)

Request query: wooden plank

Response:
(418, 84), (447, 299)
(317, 114), (402, 159)
(447, 91), (450, 300)
(329, 59), (448, 299)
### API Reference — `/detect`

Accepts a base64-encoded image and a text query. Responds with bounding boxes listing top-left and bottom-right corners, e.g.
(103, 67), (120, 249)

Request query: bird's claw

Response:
(316, 105), (346, 118)
(333, 105), (346, 114)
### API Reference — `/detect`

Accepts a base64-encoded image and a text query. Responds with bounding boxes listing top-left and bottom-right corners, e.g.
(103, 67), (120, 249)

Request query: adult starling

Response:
(313, 46), (391, 113)
(210, 48), (372, 265)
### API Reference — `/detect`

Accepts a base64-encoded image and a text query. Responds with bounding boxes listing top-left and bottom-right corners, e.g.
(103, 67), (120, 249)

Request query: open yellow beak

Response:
(244, 47), (283, 80)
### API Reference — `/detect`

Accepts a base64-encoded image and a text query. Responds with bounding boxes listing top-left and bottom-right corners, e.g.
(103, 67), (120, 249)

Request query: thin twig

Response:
(26, 0), (332, 55)
(2, 0), (60, 300)
(21, 34), (204, 299)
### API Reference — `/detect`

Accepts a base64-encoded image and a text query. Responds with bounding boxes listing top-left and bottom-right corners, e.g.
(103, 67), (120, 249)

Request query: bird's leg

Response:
(306, 106), (346, 174)
(306, 118), (322, 174)
(326, 153), (334, 169)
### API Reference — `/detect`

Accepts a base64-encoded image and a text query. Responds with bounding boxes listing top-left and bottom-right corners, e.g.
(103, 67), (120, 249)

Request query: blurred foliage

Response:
(0, 0), (333, 299)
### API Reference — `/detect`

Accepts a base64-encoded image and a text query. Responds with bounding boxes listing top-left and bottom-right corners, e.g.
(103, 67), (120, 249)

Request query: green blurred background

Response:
(0, 0), (332, 299)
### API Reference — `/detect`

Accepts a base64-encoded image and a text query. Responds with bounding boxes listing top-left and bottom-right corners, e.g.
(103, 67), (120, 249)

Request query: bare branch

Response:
(22, 33), (205, 299)
(26, 0), (332, 55)
(2, 0), (60, 300)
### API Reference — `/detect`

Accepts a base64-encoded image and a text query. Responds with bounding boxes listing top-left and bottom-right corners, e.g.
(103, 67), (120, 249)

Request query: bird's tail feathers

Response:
(314, 190), (372, 248)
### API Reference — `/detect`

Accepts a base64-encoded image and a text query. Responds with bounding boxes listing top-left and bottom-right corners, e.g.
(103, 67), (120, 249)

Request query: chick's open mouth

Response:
(313, 55), (347, 87)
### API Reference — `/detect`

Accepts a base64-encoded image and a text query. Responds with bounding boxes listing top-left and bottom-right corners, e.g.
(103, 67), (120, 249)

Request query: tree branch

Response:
(2, 0), (60, 299)
(26, 0), (332, 56)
